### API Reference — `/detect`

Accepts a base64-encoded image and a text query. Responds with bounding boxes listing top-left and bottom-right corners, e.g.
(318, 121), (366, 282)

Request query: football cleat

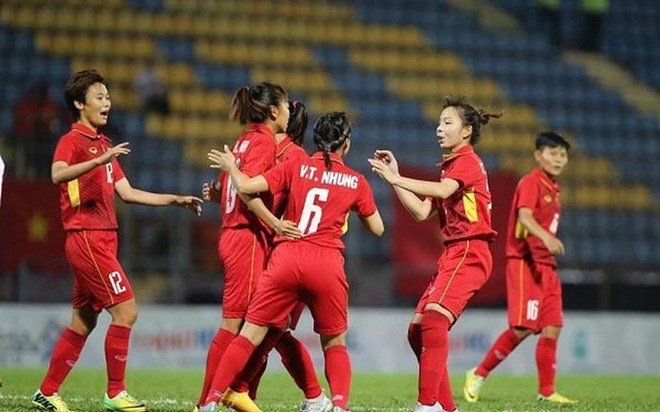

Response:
(298, 391), (333, 412)
(463, 367), (484, 403)
(197, 402), (217, 412)
(32, 390), (74, 412)
(412, 401), (444, 412)
(102, 391), (146, 411)
(538, 392), (578, 404)
(221, 389), (262, 412)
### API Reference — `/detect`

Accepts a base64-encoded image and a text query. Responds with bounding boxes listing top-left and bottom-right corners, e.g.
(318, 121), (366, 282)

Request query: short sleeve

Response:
(53, 136), (76, 164)
(241, 137), (276, 177)
(353, 175), (378, 217)
(443, 156), (480, 188)
(112, 157), (126, 182)
(263, 161), (293, 195)
(515, 175), (538, 210)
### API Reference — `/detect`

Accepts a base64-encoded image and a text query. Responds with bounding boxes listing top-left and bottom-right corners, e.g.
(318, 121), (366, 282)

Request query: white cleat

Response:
(197, 401), (218, 412)
(299, 391), (333, 412)
(412, 401), (444, 412)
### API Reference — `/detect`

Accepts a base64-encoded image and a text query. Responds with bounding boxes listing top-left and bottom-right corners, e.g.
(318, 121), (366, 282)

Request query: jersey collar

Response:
(246, 123), (276, 139)
(439, 144), (473, 164)
(72, 122), (102, 140)
(534, 167), (559, 191)
(276, 135), (295, 157)
(311, 151), (345, 165)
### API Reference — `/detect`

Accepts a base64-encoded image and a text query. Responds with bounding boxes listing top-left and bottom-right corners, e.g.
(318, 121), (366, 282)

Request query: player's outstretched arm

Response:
(360, 210), (385, 236)
(367, 150), (439, 222)
(207, 146), (269, 195)
(202, 180), (221, 202)
(51, 142), (130, 184)
(114, 178), (202, 215)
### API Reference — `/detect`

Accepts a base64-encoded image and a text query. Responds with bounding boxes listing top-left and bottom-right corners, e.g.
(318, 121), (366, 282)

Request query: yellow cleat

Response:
(32, 390), (74, 412)
(538, 393), (578, 404)
(463, 367), (485, 403)
(192, 407), (199, 412)
(221, 389), (262, 412)
(103, 391), (147, 411)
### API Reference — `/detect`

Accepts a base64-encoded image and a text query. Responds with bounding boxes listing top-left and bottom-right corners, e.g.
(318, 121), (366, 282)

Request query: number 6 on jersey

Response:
(298, 188), (329, 235)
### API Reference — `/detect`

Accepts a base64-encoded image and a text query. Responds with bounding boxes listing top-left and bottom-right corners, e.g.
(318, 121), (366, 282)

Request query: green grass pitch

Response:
(1, 369), (659, 411)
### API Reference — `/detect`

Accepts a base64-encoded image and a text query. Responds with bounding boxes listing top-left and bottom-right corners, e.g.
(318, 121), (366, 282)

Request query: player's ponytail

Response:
(441, 96), (502, 145)
(313, 112), (351, 170)
(287, 100), (308, 147)
(230, 82), (288, 125)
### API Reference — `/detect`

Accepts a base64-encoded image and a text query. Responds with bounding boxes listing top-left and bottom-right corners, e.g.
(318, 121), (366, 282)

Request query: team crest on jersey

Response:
(543, 194), (553, 203)
(88, 147), (98, 155)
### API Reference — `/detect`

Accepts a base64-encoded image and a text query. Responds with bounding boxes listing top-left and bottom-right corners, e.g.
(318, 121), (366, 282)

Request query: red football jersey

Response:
(53, 123), (126, 231)
(220, 123), (277, 230)
(506, 168), (561, 266)
(434, 145), (496, 243)
(272, 135), (308, 217)
(276, 135), (307, 165)
(263, 152), (377, 250)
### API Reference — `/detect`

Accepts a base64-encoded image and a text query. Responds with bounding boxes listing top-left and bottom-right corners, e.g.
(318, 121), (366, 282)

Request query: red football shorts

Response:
(219, 227), (270, 319)
(506, 258), (563, 332)
(65, 230), (134, 312)
(247, 242), (348, 336)
(415, 239), (492, 322)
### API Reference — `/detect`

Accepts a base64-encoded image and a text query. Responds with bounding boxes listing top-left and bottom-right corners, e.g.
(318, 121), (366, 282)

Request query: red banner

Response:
(392, 164), (517, 306)
(0, 178), (66, 274)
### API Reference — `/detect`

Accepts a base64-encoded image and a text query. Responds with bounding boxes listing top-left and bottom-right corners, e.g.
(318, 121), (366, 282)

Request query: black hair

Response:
(287, 100), (308, 146)
(536, 131), (571, 152)
(64, 69), (106, 120)
(441, 96), (501, 145)
(230, 82), (288, 125)
(313, 111), (351, 170)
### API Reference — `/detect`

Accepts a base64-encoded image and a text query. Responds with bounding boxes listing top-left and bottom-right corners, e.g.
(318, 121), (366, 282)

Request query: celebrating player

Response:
(463, 132), (577, 404)
(368, 96), (500, 412)
(199, 111), (384, 412)
(31, 69), (202, 412)
(235, 100), (331, 411)
(195, 82), (298, 412)
(205, 99), (330, 411)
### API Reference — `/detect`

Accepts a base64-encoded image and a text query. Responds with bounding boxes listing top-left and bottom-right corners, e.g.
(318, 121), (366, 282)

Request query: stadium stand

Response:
(0, 0), (658, 305)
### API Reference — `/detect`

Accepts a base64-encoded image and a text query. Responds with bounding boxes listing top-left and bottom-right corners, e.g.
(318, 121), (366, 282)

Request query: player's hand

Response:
(367, 157), (398, 184)
(202, 181), (220, 202)
(208, 145), (235, 170)
(176, 195), (203, 216)
(372, 150), (399, 174)
(97, 142), (130, 165)
(543, 235), (565, 255)
(273, 219), (302, 239)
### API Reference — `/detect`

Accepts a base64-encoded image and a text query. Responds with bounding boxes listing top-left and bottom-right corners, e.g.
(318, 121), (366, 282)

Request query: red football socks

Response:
(233, 328), (283, 397)
(205, 335), (256, 404)
(437, 365), (456, 412)
(40, 328), (87, 396)
(105, 324), (132, 398)
(536, 337), (557, 396)
(475, 328), (522, 377)
(418, 311), (450, 405)
(324, 345), (351, 409)
(276, 331), (322, 399)
(197, 328), (236, 405)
